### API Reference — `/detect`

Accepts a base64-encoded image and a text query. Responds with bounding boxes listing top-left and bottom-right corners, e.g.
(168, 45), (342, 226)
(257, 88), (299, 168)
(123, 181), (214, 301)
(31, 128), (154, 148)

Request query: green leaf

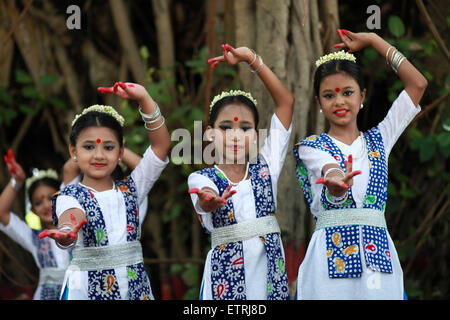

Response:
(38, 75), (58, 85)
(15, 70), (33, 84)
(419, 137), (435, 162)
(21, 85), (39, 99)
(388, 15), (405, 38)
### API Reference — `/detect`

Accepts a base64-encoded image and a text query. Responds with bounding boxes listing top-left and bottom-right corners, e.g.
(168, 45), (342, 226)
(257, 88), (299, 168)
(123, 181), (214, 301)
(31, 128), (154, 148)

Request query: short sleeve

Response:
(298, 145), (338, 180)
(55, 195), (84, 219)
(378, 90), (421, 157)
(130, 145), (169, 204)
(259, 113), (292, 182)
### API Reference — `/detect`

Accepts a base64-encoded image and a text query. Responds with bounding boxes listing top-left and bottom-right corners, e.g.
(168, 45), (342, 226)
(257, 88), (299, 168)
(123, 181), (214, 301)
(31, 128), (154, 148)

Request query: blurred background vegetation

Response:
(0, 0), (448, 300)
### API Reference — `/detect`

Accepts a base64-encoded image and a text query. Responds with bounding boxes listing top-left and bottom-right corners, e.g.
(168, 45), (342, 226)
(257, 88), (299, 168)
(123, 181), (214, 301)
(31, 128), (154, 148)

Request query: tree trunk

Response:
(233, 0), (340, 291)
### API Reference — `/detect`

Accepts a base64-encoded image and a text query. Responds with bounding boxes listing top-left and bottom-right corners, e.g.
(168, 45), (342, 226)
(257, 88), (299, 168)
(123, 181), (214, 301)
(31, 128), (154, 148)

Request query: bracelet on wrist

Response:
(10, 177), (21, 191)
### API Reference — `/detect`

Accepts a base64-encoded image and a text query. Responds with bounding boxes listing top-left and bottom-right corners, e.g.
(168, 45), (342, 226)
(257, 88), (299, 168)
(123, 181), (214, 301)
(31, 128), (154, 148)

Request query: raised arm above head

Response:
(208, 45), (294, 130)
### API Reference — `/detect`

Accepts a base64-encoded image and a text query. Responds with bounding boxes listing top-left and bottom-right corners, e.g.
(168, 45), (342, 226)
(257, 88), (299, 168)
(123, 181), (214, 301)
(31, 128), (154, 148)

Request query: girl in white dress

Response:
(39, 82), (170, 300)
(293, 30), (427, 299)
(188, 44), (294, 300)
(0, 150), (70, 299)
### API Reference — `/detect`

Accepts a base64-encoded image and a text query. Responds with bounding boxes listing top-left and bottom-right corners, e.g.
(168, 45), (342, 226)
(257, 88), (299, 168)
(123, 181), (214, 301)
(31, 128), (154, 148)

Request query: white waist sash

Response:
(315, 208), (387, 230)
(69, 241), (143, 271)
(211, 215), (280, 247)
(38, 268), (66, 286)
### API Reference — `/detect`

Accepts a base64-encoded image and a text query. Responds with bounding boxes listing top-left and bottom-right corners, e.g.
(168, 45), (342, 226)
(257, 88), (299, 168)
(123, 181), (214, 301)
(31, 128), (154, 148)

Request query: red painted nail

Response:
(333, 44), (344, 49)
(127, 84), (135, 88)
(316, 177), (325, 184)
(230, 190), (237, 195)
(38, 230), (49, 239)
(118, 82), (127, 90)
(225, 185), (232, 192)
(188, 188), (199, 194)
(222, 199), (227, 205)
(348, 50), (352, 54)
(353, 170), (362, 176)
(207, 58), (215, 64)
(210, 62), (219, 69)
(341, 29), (349, 35)
(205, 196), (211, 201)
(341, 183), (349, 189)
(348, 154), (353, 162)
(69, 232), (77, 239)
(337, 29), (343, 38)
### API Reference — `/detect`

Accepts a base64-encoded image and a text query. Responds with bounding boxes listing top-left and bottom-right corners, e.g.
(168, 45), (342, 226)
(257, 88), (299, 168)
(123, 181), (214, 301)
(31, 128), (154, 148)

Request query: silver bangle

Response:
(391, 50), (406, 74)
(385, 46), (395, 66)
(248, 49), (257, 67)
(250, 55), (264, 74)
(144, 114), (163, 124)
(324, 167), (345, 179)
(144, 116), (165, 131)
(55, 225), (77, 250)
(325, 189), (349, 205)
(10, 177), (21, 191)
(139, 103), (161, 121)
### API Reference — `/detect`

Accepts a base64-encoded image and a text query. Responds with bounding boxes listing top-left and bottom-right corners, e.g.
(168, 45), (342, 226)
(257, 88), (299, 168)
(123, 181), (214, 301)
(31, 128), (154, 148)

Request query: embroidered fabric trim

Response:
(211, 215), (280, 247)
(69, 241), (143, 271)
(315, 208), (387, 230)
(38, 268), (66, 286)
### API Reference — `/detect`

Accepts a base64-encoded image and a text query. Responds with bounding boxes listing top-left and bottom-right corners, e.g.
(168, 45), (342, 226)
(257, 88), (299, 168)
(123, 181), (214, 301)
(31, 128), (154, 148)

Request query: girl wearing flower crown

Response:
(39, 82), (170, 300)
(188, 45), (294, 300)
(0, 150), (70, 299)
(293, 30), (427, 299)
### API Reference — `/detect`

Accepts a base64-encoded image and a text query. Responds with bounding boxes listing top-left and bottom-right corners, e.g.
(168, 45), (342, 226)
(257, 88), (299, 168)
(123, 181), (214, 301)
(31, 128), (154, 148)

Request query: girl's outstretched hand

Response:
(189, 185), (237, 212)
(333, 29), (373, 53)
(316, 154), (362, 197)
(3, 149), (26, 186)
(208, 44), (253, 69)
(98, 82), (148, 101)
(39, 213), (87, 246)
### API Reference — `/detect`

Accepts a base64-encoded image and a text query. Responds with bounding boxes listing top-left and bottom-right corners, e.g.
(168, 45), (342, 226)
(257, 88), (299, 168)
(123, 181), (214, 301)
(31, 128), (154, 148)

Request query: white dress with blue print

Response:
(295, 90), (420, 299)
(188, 113), (292, 300)
(55, 146), (168, 300)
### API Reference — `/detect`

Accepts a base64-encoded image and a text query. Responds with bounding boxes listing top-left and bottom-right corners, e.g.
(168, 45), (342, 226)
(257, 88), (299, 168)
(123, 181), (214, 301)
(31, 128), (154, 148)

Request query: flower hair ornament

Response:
(25, 168), (59, 191)
(71, 105), (125, 127)
(209, 90), (258, 114)
(315, 50), (356, 68)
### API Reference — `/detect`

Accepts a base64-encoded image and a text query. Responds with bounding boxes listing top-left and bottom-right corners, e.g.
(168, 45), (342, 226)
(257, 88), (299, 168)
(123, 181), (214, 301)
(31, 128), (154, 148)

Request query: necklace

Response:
(213, 162), (250, 187)
(78, 181), (116, 193)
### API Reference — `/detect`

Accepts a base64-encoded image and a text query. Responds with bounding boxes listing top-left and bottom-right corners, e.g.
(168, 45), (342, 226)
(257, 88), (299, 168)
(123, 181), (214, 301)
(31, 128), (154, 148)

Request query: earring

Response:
(360, 103), (364, 109)
(73, 157), (77, 162)
(319, 109), (323, 113)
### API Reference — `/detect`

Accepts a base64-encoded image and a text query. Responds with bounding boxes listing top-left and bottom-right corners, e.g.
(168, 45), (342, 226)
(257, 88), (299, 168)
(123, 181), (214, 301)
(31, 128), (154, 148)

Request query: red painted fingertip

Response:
(210, 61), (219, 69)
(230, 190), (237, 195)
(69, 232), (77, 239)
(188, 188), (199, 194)
(353, 170), (362, 176)
(207, 58), (216, 64)
(7, 149), (14, 160)
(333, 44), (344, 48)
(113, 83), (119, 93)
(38, 230), (49, 239)
(337, 28), (343, 38)
(118, 82), (127, 90)
(341, 29), (349, 35)
(316, 177), (325, 185)
(341, 183), (349, 189)
(225, 185), (232, 192)
(205, 196), (211, 201)
(55, 234), (61, 239)
(222, 199), (227, 205)
(127, 84), (135, 88)
(348, 154), (353, 162)
(348, 50), (352, 54)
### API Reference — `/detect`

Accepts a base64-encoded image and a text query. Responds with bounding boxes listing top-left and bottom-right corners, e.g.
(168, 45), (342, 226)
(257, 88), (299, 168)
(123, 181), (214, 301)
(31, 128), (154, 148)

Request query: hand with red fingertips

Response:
(316, 154), (362, 197)
(98, 82), (147, 101)
(333, 28), (374, 54)
(207, 45), (255, 70)
(188, 185), (237, 212)
(38, 214), (88, 248)
(3, 149), (26, 187)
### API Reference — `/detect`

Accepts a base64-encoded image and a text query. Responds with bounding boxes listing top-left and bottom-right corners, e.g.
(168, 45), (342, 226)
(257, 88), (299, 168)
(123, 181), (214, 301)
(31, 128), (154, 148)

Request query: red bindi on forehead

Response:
(234, 117), (239, 122)
(335, 88), (341, 93)
(41, 195), (46, 199)
(96, 138), (101, 144)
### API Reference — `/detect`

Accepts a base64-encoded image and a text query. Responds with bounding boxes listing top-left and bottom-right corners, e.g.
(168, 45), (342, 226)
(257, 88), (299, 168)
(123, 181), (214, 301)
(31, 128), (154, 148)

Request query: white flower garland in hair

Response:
(315, 50), (356, 68)
(209, 90), (258, 114)
(25, 168), (59, 190)
(71, 105), (125, 127)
